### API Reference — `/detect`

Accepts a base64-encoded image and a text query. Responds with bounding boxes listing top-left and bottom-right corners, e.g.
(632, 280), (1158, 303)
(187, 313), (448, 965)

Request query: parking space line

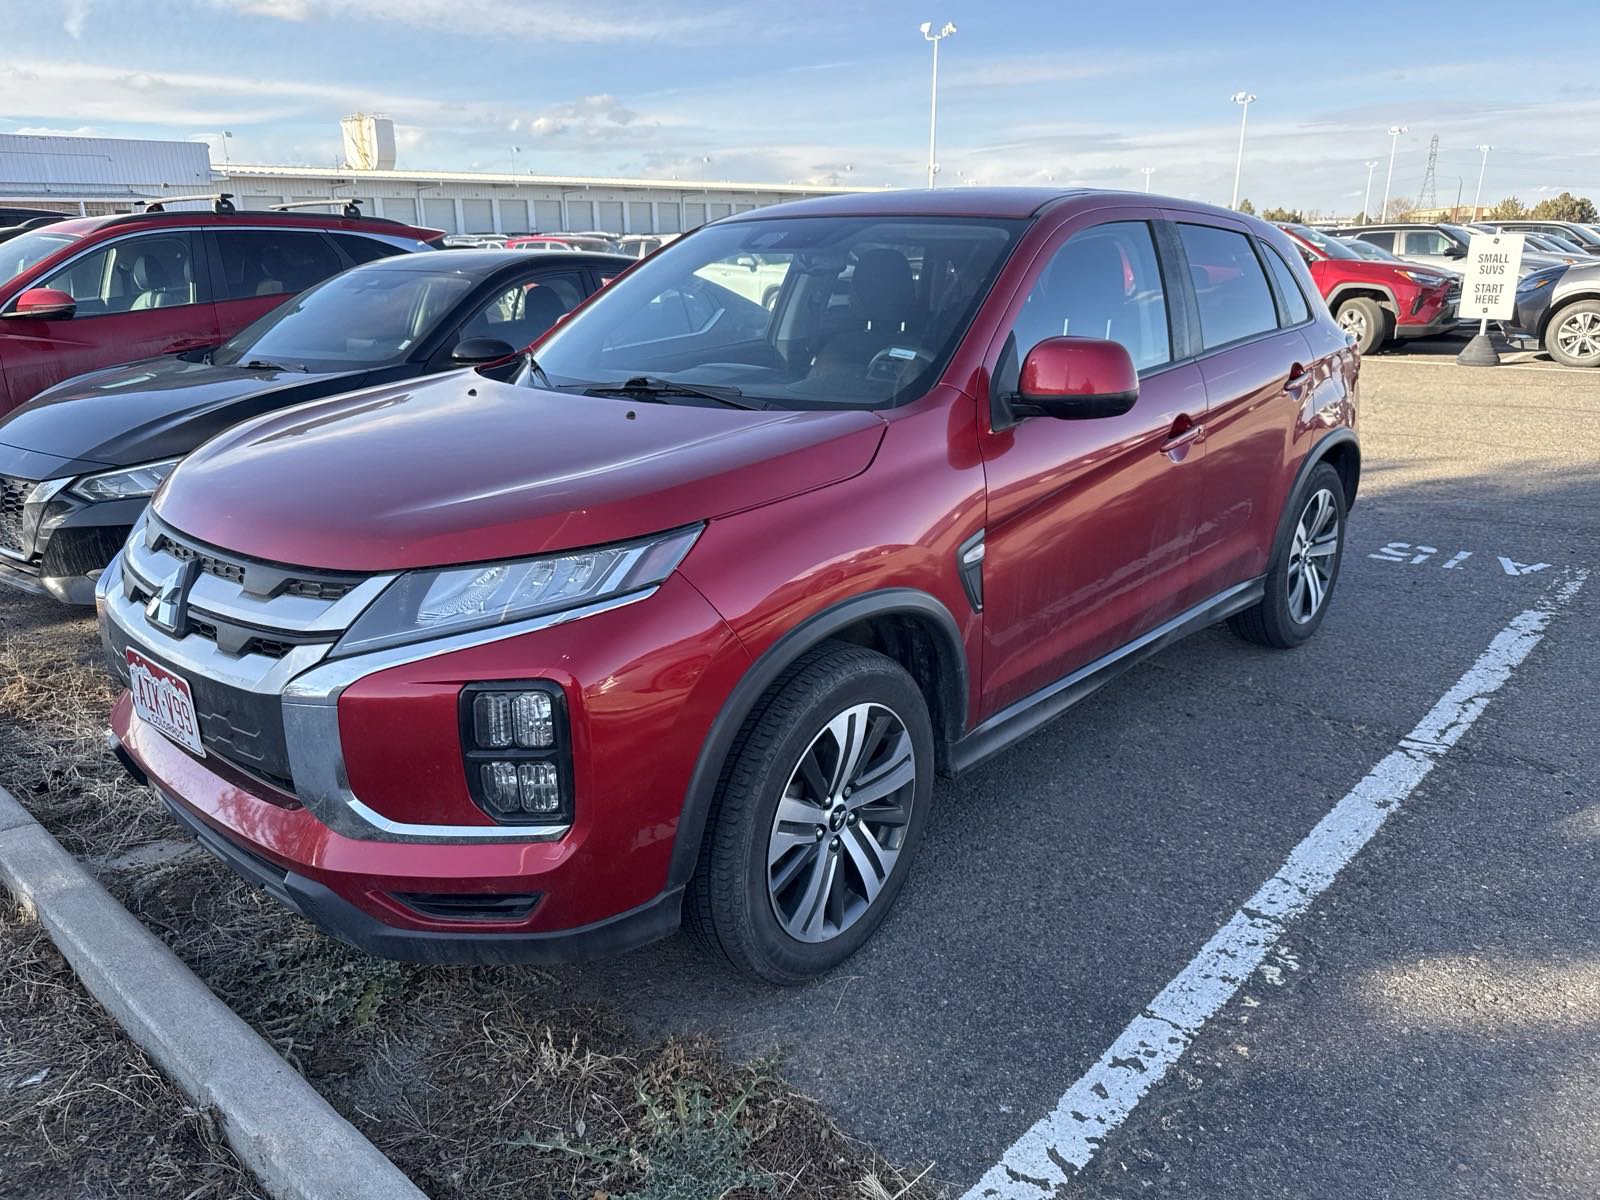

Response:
(963, 569), (1589, 1199)
(1374, 356), (1599, 376)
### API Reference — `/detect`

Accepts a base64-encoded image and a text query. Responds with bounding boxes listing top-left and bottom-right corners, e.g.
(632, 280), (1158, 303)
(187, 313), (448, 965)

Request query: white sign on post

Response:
(1460, 233), (1525, 321)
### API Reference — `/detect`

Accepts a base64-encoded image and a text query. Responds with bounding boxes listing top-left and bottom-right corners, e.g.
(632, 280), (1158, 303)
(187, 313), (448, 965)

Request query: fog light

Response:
(517, 762), (561, 813)
(472, 690), (553, 748)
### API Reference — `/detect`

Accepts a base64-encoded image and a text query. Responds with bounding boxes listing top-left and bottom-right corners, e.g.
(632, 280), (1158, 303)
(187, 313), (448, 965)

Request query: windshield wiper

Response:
(239, 358), (308, 373)
(582, 376), (764, 410)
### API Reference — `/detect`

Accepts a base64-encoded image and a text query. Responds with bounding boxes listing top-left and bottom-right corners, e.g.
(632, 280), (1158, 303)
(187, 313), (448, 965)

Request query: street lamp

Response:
(1362, 160), (1379, 219)
(920, 21), (956, 189)
(1382, 124), (1407, 219)
(1473, 144), (1492, 219)
(1229, 91), (1256, 210)
(1141, 166), (1155, 193)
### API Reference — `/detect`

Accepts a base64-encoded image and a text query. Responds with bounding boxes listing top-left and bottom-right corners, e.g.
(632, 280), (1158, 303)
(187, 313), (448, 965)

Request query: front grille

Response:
(154, 533), (246, 585)
(0, 476), (29, 557)
(150, 524), (357, 600)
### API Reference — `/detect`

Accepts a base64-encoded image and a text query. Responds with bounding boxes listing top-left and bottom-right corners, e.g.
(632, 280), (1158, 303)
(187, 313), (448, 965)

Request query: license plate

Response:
(126, 648), (205, 757)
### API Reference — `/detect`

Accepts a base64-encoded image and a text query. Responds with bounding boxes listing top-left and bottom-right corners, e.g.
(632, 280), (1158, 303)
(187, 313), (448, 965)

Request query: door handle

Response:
(1161, 414), (1205, 454)
(1286, 362), (1312, 395)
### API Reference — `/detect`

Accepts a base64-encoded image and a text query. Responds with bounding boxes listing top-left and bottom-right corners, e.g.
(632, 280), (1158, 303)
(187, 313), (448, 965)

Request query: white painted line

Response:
(1374, 355), (1600, 376)
(963, 569), (1589, 1199)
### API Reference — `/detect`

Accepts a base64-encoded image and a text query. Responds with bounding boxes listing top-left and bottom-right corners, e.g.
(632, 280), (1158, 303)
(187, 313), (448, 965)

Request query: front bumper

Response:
(0, 482), (145, 605)
(1392, 287), (1457, 339)
(100, 528), (750, 962)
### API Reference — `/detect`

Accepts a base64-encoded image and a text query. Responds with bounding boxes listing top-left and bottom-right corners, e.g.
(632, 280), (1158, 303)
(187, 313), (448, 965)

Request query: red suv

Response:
(102, 190), (1359, 983)
(1276, 222), (1457, 353)
(0, 199), (440, 414)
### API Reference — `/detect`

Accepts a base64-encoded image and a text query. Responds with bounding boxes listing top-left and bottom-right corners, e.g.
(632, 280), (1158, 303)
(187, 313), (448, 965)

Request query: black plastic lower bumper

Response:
(148, 777), (683, 966)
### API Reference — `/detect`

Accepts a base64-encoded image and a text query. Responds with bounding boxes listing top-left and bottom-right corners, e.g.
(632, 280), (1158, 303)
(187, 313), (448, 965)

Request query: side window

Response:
(212, 230), (344, 301)
(40, 233), (199, 317)
(457, 274), (585, 347)
(1402, 230), (1451, 256)
(1177, 223), (1278, 350)
(335, 235), (405, 265)
(1010, 220), (1171, 372)
(1356, 231), (1396, 252)
(1262, 244), (1311, 325)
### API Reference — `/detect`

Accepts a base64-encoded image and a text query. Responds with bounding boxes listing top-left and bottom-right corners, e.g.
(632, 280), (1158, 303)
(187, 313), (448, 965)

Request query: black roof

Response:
(345, 249), (633, 283)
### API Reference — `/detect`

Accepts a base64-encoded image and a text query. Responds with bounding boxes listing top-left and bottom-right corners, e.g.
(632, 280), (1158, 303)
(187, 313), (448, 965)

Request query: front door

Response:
(976, 214), (1206, 716)
(0, 230), (217, 409)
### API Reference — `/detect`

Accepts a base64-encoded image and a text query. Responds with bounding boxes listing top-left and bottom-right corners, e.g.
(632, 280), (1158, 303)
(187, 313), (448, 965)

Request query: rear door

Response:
(1169, 216), (1316, 597)
(0, 229), (218, 408)
(205, 227), (348, 341)
(976, 210), (1207, 713)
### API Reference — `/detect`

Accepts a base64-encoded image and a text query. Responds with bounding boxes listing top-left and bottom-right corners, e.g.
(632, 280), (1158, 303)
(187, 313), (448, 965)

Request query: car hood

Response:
(0, 356), (369, 476)
(154, 372), (888, 571)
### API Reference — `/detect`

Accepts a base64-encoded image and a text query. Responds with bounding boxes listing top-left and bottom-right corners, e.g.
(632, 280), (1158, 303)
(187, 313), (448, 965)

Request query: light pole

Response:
(1229, 91), (1256, 210)
(1141, 166), (1155, 193)
(920, 21), (956, 189)
(1382, 124), (1407, 219)
(1362, 160), (1378, 219)
(1473, 144), (1492, 219)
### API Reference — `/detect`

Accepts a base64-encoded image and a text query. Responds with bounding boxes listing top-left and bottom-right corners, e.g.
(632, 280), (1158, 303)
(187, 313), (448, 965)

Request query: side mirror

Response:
(5, 287), (76, 320)
(735, 254), (758, 271)
(451, 336), (516, 366)
(1446, 245), (1468, 259)
(1015, 336), (1139, 420)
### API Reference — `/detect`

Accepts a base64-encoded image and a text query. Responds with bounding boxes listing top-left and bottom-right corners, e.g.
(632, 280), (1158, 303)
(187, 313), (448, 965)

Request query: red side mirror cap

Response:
(1017, 335), (1139, 420)
(7, 287), (77, 321)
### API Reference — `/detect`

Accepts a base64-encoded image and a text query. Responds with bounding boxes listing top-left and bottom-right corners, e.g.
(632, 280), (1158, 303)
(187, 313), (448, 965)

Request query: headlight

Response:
(1398, 271), (1446, 287)
(333, 525), (702, 656)
(70, 459), (180, 502)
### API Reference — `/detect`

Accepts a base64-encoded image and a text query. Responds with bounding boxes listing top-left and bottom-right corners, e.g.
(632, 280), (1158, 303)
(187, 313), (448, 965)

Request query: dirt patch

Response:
(0, 893), (262, 1200)
(0, 593), (938, 1200)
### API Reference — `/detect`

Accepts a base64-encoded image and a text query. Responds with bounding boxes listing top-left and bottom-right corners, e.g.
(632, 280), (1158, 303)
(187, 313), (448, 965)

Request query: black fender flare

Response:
(1270, 428), (1361, 560)
(1326, 282), (1398, 316)
(666, 587), (968, 889)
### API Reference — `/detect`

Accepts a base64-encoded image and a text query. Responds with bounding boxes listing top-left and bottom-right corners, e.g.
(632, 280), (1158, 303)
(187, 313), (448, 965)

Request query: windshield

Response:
(528, 215), (1025, 410)
(213, 265), (478, 371)
(1286, 225), (1360, 260)
(1540, 232), (1587, 254)
(1345, 239), (1401, 262)
(0, 228), (81, 283)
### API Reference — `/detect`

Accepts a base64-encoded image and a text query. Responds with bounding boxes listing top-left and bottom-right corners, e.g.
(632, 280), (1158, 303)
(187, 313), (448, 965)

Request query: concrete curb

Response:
(0, 785), (429, 1200)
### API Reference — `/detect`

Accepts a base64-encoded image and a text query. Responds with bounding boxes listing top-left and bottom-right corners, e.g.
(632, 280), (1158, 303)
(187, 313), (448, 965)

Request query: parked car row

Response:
(0, 187), (1357, 983)
(441, 231), (679, 258)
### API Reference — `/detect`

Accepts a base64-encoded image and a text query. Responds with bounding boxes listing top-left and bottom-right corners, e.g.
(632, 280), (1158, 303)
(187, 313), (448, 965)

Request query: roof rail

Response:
(142, 192), (236, 214)
(269, 198), (366, 218)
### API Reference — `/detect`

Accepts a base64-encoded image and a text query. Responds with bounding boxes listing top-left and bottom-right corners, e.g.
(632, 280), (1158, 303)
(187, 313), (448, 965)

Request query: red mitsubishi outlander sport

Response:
(102, 189), (1359, 983)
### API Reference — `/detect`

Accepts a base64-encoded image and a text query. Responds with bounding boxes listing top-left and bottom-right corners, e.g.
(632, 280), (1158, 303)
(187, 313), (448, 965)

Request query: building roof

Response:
(221, 163), (879, 196)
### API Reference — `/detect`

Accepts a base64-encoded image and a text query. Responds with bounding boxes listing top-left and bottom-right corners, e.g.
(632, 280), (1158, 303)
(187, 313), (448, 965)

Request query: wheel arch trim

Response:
(667, 587), (969, 889)
(1326, 282), (1399, 314)
(1273, 429), (1360, 558)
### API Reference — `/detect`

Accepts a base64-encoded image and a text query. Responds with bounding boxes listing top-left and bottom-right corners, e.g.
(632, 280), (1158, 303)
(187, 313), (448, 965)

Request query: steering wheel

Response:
(865, 345), (934, 383)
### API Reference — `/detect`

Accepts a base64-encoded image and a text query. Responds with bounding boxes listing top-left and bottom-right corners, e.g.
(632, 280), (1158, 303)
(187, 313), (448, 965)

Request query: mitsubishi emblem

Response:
(145, 558), (200, 637)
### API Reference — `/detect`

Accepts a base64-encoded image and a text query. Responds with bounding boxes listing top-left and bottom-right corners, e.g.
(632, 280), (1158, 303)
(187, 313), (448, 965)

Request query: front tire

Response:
(1544, 300), (1600, 368)
(685, 642), (934, 984)
(1335, 296), (1392, 354)
(1229, 462), (1347, 649)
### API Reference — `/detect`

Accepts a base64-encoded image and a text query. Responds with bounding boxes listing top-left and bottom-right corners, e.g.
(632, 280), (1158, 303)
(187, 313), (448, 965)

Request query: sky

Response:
(4, 0), (1600, 214)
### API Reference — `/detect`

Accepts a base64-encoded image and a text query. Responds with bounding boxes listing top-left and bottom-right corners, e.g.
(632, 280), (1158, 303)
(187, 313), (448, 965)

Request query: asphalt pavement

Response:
(558, 336), (1600, 1197)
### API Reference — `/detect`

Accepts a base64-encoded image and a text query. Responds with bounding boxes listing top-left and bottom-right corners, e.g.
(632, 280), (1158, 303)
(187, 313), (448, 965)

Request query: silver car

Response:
(1509, 259), (1600, 367)
(1336, 222), (1569, 278)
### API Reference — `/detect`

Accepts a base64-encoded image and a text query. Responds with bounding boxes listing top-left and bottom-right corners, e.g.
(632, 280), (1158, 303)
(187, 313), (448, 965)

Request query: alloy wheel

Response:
(1337, 308), (1367, 339)
(1285, 487), (1340, 624)
(766, 702), (917, 944)
(1555, 311), (1600, 362)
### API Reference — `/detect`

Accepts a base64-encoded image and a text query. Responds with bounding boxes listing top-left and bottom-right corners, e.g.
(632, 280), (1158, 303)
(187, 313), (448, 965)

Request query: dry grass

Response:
(0, 893), (262, 1200)
(0, 592), (942, 1200)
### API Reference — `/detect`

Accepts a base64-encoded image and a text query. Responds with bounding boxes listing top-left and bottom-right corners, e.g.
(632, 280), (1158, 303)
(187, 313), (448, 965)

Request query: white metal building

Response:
(0, 133), (215, 213)
(0, 131), (875, 232)
(216, 164), (871, 235)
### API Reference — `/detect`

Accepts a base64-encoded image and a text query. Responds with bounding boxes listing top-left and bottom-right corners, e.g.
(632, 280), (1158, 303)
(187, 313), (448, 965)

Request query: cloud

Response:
(63, 0), (91, 37)
(205, 0), (750, 42)
(526, 94), (638, 140)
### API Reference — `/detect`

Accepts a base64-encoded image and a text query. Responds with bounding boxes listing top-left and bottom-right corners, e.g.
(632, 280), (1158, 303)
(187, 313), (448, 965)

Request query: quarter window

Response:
(1177, 223), (1278, 350)
(39, 233), (200, 316)
(212, 230), (345, 301)
(1355, 231), (1396, 252)
(1262, 244), (1311, 326)
(1011, 221), (1171, 372)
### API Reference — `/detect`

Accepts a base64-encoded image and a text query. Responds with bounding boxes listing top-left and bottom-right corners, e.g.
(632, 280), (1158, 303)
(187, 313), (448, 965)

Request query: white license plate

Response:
(126, 648), (205, 757)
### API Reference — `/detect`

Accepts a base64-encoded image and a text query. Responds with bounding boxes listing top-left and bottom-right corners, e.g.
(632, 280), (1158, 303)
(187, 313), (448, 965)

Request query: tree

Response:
(1261, 206), (1304, 223)
(1529, 191), (1598, 223)
(1486, 196), (1528, 220)
(1236, 198), (1256, 216)
(1383, 196), (1417, 221)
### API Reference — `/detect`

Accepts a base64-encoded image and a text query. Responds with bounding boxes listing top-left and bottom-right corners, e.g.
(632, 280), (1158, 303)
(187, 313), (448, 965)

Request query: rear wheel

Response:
(1229, 462), (1347, 649)
(1544, 300), (1600, 367)
(1335, 296), (1391, 354)
(685, 642), (934, 984)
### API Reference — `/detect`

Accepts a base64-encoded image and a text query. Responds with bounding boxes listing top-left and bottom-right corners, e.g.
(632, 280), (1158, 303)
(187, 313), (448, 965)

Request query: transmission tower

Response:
(1418, 134), (1439, 208)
